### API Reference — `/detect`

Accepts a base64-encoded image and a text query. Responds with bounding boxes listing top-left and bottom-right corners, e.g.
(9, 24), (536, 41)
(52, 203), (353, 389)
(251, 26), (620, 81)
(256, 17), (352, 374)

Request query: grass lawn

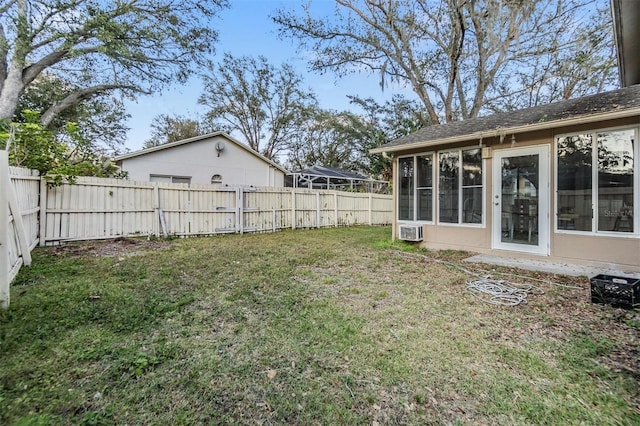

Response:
(1, 226), (639, 425)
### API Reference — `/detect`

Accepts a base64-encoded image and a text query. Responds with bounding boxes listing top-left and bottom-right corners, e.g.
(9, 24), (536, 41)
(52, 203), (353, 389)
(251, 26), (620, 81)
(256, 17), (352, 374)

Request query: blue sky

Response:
(122, 0), (400, 151)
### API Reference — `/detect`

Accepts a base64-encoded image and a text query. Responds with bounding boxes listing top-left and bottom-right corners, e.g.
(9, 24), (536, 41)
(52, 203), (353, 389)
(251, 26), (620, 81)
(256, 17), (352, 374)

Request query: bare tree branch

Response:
(199, 54), (317, 161)
(40, 83), (143, 127)
(0, 0), (228, 122)
(274, 0), (616, 123)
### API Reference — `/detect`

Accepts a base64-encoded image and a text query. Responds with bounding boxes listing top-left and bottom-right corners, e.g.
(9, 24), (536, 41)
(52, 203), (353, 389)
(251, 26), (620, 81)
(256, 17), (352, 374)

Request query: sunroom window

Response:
(398, 154), (433, 221)
(438, 148), (483, 224)
(556, 127), (636, 234)
(557, 134), (593, 231)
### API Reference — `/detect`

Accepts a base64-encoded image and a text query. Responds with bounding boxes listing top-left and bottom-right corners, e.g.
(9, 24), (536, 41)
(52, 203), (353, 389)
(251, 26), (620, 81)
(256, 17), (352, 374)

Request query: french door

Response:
(492, 146), (549, 255)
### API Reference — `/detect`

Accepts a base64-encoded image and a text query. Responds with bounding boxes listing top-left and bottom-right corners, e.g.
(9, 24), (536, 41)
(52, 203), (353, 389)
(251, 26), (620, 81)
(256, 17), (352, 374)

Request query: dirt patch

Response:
(51, 237), (172, 258)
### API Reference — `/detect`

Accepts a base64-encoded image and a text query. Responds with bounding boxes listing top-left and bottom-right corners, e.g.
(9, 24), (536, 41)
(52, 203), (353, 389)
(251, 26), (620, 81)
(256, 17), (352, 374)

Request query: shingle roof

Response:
(291, 165), (367, 180)
(374, 84), (640, 153)
(114, 131), (288, 174)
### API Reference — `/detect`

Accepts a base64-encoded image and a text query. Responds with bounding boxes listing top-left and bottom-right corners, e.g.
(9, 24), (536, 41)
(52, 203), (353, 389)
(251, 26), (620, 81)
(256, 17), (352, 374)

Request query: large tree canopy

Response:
(16, 73), (129, 154)
(286, 108), (365, 172)
(274, 0), (616, 124)
(349, 94), (424, 179)
(199, 53), (317, 161)
(143, 113), (220, 148)
(0, 0), (228, 124)
(4, 109), (125, 182)
(287, 95), (424, 179)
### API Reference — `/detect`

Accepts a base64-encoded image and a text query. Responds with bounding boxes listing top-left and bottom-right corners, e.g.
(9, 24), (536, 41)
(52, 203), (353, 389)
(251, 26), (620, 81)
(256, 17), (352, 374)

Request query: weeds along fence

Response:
(40, 176), (393, 244)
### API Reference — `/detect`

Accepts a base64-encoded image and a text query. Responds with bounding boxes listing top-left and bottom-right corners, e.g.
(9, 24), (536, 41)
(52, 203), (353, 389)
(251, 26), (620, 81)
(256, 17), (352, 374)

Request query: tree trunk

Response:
(0, 66), (24, 120)
(0, 0), (27, 120)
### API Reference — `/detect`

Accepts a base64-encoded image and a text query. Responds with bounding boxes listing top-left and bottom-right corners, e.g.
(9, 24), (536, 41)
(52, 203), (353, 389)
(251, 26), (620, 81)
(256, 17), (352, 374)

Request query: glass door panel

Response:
(493, 146), (549, 255)
(501, 154), (539, 245)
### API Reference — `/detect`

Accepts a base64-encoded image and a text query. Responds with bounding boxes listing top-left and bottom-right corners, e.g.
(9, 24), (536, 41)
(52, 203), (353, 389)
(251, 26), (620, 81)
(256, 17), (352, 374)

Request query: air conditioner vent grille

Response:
(398, 224), (423, 241)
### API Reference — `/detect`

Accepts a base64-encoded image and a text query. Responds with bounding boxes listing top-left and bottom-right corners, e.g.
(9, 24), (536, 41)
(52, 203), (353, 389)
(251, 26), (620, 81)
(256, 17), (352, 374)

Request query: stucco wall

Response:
(394, 115), (640, 271)
(119, 135), (285, 187)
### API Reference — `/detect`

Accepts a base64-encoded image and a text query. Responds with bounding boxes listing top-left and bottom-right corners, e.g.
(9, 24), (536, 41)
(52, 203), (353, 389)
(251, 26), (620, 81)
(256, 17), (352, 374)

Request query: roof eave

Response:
(114, 132), (289, 174)
(113, 132), (225, 161)
(370, 107), (640, 155)
(612, 0), (640, 87)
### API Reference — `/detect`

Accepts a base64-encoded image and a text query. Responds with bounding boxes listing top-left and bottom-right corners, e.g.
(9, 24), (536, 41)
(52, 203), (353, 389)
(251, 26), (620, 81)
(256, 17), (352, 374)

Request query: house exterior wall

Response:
(548, 116), (639, 269)
(394, 116), (640, 271)
(118, 135), (285, 187)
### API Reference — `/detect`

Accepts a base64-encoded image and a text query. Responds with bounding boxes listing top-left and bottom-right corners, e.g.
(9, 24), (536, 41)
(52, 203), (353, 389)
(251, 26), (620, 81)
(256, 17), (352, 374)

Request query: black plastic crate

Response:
(590, 274), (640, 309)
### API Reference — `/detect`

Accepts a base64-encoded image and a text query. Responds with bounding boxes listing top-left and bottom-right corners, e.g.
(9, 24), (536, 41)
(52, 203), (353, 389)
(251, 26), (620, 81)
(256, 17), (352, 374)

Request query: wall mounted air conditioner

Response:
(398, 224), (423, 242)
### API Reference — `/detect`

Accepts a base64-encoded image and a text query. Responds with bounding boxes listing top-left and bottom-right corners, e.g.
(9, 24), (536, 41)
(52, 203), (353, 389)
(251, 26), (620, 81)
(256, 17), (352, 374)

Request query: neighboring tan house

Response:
(372, 85), (639, 271)
(114, 132), (287, 187)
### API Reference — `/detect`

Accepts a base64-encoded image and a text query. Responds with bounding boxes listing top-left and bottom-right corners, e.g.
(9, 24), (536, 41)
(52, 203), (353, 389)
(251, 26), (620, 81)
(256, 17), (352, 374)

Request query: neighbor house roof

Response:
(290, 165), (368, 180)
(371, 84), (640, 154)
(114, 132), (288, 174)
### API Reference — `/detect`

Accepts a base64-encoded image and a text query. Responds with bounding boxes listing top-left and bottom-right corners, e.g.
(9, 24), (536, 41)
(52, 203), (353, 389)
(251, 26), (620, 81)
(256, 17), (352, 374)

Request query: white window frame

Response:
(555, 124), (639, 237)
(150, 174), (192, 184)
(437, 147), (485, 227)
(396, 152), (435, 223)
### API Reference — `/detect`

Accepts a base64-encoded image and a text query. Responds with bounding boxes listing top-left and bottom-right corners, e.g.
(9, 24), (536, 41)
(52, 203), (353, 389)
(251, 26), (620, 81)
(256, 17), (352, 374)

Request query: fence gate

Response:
(1, 153), (40, 308)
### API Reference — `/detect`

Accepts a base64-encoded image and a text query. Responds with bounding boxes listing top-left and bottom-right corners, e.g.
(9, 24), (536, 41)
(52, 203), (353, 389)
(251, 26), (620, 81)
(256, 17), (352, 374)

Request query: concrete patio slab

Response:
(464, 254), (640, 279)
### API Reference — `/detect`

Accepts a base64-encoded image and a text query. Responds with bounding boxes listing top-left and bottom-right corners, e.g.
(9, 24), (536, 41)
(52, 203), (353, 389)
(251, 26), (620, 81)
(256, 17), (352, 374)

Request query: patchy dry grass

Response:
(1, 226), (638, 425)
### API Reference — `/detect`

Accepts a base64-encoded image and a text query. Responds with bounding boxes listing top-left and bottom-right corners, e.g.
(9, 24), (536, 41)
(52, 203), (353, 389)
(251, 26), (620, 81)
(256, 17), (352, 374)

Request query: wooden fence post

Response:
(237, 188), (244, 234)
(316, 192), (321, 228)
(153, 183), (167, 238)
(1, 150), (10, 308)
(152, 183), (159, 238)
(291, 190), (296, 230)
(334, 192), (338, 227)
(38, 178), (48, 246)
(368, 194), (373, 226)
(272, 208), (277, 233)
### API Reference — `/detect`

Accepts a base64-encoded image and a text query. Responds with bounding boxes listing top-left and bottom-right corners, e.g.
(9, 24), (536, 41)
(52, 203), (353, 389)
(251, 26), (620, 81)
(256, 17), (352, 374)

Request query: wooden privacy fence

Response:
(2, 171), (392, 306)
(40, 176), (393, 244)
(1, 153), (40, 308)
